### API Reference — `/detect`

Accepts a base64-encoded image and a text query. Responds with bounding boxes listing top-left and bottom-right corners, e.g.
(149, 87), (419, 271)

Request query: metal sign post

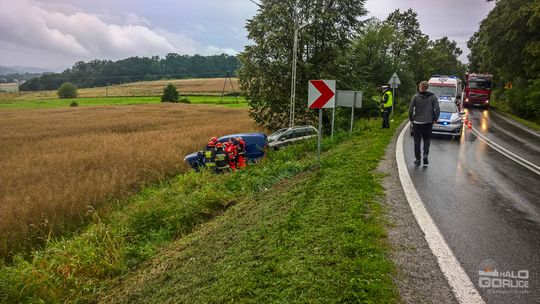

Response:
(350, 93), (356, 134)
(335, 90), (362, 135)
(392, 86), (395, 116)
(331, 106), (335, 140)
(318, 109), (322, 158)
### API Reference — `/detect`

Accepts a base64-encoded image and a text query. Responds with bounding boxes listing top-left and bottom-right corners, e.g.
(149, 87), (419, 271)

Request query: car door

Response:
(293, 128), (308, 142)
(279, 130), (294, 147)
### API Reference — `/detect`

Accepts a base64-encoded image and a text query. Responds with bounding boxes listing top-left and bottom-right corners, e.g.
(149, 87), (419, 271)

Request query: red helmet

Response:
(215, 142), (223, 148)
(211, 137), (218, 143)
(207, 141), (215, 147)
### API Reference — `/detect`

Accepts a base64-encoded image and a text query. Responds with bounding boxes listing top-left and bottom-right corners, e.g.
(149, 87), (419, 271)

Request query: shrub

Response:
(179, 97), (191, 104)
(161, 84), (179, 103)
(70, 101), (79, 107)
(57, 82), (78, 99)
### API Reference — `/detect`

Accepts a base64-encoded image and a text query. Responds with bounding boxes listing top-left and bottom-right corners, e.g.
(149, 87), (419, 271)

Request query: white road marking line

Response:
(470, 127), (540, 176)
(396, 122), (485, 304)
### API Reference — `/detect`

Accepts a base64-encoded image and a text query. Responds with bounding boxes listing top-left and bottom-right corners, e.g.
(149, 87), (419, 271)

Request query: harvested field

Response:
(0, 103), (261, 258)
(0, 78), (239, 102)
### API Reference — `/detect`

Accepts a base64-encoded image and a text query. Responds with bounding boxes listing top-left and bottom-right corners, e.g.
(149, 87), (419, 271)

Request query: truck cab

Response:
(463, 73), (492, 109)
(428, 75), (463, 106)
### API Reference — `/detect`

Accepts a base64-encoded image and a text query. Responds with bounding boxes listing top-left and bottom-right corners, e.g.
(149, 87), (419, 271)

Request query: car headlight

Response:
(451, 117), (462, 124)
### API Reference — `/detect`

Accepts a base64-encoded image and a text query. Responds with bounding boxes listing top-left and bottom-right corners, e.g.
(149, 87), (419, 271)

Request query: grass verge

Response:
(489, 99), (540, 131)
(493, 108), (540, 132)
(0, 118), (400, 303)
(0, 95), (247, 109)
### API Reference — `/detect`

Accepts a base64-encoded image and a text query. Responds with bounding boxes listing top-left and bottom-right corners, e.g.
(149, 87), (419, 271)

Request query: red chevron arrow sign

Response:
(308, 80), (335, 109)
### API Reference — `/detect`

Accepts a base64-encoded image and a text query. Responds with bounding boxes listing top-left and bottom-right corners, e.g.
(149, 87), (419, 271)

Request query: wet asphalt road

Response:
(402, 108), (540, 304)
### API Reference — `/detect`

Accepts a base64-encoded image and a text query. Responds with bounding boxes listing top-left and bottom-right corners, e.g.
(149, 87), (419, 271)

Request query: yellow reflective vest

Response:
(382, 91), (393, 108)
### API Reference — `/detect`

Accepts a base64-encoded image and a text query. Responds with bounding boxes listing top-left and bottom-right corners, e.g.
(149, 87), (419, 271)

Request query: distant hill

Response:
(0, 65), (51, 75)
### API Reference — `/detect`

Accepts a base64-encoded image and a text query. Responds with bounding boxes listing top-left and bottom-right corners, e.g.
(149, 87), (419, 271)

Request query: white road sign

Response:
(388, 72), (401, 88)
(336, 90), (362, 108)
(308, 80), (336, 109)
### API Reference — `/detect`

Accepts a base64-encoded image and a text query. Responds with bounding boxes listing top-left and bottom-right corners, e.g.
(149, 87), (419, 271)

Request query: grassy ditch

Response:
(0, 118), (401, 303)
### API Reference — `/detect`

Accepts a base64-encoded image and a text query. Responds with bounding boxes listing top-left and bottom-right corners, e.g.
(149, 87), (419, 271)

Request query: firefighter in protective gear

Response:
(236, 137), (246, 169)
(381, 86), (393, 128)
(214, 143), (230, 173)
(225, 140), (237, 171)
(203, 141), (216, 170)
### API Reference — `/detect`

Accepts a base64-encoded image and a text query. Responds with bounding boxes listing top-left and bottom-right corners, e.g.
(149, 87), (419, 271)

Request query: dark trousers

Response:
(413, 123), (433, 160)
(381, 107), (391, 128)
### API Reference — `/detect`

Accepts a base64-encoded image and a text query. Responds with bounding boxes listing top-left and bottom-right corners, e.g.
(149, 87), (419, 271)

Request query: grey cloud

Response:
(0, 0), (237, 67)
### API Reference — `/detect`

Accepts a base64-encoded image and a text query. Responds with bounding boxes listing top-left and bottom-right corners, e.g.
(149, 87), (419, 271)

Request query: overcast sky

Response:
(0, 0), (495, 71)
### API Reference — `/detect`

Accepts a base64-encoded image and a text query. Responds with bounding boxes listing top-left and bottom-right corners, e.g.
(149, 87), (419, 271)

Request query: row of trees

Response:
(20, 54), (240, 91)
(468, 0), (540, 122)
(238, 1), (466, 130)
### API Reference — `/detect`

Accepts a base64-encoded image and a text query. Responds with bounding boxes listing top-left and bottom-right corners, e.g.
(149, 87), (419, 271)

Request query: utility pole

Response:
(289, 3), (309, 127)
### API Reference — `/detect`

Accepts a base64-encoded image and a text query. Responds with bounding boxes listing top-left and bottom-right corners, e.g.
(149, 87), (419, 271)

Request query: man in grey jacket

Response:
(409, 81), (440, 167)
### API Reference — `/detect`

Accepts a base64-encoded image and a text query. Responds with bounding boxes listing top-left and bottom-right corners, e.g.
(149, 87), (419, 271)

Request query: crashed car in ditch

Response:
(184, 132), (267, 170)
(266, 125), (318, 150)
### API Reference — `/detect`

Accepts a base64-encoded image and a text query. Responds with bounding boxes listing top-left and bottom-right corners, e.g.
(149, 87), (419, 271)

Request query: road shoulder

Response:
(377, 121), (458, 304)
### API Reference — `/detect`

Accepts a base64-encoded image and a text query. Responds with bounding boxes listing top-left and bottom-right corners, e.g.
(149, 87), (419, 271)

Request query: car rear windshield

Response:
(429, 85), (455, 97)
(439, 102), (457, 113)
(270, 128), (288, 137)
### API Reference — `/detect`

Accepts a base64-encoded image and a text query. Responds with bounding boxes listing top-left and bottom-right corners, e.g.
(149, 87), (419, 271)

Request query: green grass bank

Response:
(0, 118), (401, 303)
(0, 95), (247, 110)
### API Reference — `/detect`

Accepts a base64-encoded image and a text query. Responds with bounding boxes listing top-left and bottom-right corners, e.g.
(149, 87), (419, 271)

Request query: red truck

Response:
(463, 73), (493, 109)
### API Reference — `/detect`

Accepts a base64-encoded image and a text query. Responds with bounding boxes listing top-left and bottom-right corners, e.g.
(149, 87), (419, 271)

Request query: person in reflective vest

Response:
(214, 143), (230, 173)
(236, 137), (246, 169)
(224, 140), (237, 171)
(381, 85), (393, 128)
(203, 141), (216, 170)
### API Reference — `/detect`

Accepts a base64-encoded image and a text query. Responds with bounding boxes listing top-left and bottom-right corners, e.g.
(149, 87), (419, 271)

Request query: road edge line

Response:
(470, 127), (540, 176)
(396, 122), (485, 304)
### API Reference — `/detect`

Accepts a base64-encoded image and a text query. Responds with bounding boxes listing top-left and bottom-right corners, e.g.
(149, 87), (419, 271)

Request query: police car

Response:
(410, 101), (465, 140)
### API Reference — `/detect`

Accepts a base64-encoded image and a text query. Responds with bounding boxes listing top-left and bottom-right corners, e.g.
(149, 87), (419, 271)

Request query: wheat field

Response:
(0, 103), (260, 258)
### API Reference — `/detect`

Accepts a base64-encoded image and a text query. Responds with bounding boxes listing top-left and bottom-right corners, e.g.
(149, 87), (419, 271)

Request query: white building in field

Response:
(0, 83), (19, 92)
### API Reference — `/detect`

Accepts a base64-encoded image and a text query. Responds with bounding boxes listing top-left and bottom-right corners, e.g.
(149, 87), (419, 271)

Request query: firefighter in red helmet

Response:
(203, 140), (216, 171)
(214, 142), (230, 173)
(235, 136), (246, 169)
(225, 139), (238, 171)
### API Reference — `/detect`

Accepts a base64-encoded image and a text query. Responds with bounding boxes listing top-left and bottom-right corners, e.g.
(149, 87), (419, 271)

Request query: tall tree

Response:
(468, 0), (540, 121)
(384, 9), (424, 65)
(237, 0), (367, 130)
